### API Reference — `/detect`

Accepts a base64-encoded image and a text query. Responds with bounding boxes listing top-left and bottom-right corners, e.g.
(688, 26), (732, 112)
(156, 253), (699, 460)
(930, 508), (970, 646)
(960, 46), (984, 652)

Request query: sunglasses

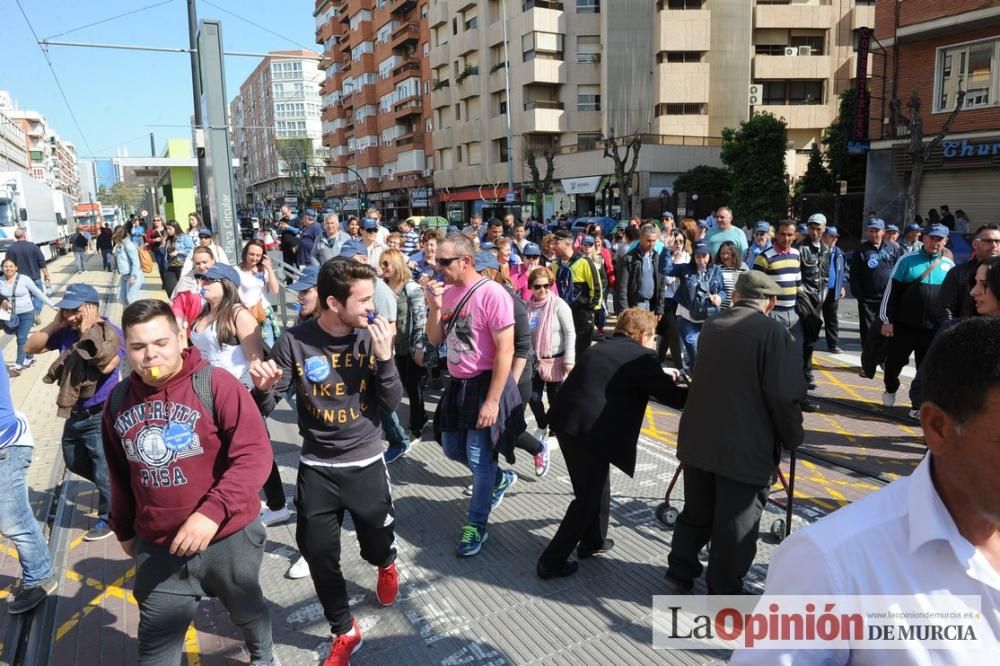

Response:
(196, 276), (220, 284)
(436, 256), (467, 267)
(365, 228), (378, 233)
(531, 283), (550, 290)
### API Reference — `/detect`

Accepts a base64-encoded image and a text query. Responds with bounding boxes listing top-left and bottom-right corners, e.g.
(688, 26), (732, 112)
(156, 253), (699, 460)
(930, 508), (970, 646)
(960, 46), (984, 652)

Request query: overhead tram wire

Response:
(42, 0), (177, 40)
(201, 0), (318, 52)
(14, 0), (96, 157)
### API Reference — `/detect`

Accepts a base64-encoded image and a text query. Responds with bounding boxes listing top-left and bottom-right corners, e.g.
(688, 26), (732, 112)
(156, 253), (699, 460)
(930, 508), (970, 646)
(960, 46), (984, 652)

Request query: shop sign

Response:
(560, 176), (603, 195)
(942, 140), (1000, 159)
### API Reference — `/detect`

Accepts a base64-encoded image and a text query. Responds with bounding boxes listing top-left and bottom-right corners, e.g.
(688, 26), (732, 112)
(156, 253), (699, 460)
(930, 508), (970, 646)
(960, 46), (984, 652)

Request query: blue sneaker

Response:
(84, 517), (114, 542)
(491, 470), (517, 509)
(383, 440), (412, 464)
(455, 524), (488, 557)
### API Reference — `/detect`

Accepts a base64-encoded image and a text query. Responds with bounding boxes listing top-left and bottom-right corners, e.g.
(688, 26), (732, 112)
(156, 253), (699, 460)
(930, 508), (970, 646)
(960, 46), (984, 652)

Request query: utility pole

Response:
(149, 132), (155, 157)
(188, 0), (212, 228)
(500, 0), (515, 200)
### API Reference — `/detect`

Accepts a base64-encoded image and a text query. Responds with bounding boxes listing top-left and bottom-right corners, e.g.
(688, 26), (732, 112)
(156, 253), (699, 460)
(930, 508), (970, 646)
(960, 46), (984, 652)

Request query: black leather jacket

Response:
(796, 240), (831, 314)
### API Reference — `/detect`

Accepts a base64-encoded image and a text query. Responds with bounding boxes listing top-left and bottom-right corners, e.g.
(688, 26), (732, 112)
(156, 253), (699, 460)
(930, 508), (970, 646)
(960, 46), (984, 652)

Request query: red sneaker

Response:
(376, 561), (398, 606)
(323, 618), (362, 666)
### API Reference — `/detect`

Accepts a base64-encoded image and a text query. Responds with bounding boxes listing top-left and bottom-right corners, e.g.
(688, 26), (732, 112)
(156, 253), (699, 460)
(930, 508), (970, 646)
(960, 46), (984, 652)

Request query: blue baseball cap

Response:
(447, 225), (460, 233)
(195, 263), (242, 287)
(696, 219), (709, 229)
(905, 223), (922, 233)
(303, 209), (317, 219)
(474, 251), (500, 272)
(522, 242), (541, 257)
(754, 221), (771, 234)
(288, 265), (319, 291)
(866, 218), (886, 230)
(198, 227), (213, 238)
(480, 241), (496, 251)
(886, 224), (900, 233)
(824, 226), (839, 237)
(339, 239), (368, 258)
(361, 217), (378, 231)
(661, 211), (674, 219)
(582, 235), (596, 246)
(796, 223), (808, 234)
(693, 241), (711, 256)
(55, 283), (100, 310)
(924, 223), (950, 238)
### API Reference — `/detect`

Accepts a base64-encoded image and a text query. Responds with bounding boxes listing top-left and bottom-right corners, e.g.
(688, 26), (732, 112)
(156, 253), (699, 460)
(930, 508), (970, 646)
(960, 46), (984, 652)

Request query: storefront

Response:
(438, 186), (518, 224)
(916, 137), (1000, 229)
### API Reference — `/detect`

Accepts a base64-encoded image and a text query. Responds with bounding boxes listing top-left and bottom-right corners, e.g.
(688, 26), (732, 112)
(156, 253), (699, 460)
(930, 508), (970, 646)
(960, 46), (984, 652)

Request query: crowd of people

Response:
(1, 201), (997, 664)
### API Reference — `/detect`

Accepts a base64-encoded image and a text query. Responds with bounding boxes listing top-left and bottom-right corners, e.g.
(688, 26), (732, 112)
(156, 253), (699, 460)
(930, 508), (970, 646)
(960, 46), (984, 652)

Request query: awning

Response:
(440, 186), (514, 202)
(560, 175), (604, 195)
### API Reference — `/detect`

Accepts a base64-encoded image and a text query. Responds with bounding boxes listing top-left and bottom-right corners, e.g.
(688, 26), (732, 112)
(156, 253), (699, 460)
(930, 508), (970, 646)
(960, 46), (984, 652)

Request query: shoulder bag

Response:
(2, 276), (21, 334)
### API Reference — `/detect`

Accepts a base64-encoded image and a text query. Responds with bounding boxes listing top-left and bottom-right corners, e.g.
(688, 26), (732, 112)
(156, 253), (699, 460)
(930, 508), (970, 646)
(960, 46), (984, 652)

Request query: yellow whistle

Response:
(150, 366), (161, 378)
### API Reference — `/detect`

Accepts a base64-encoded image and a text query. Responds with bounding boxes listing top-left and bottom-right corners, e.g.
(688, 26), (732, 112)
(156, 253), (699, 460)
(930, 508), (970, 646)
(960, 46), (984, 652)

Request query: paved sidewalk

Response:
(0, 257), (927, 665)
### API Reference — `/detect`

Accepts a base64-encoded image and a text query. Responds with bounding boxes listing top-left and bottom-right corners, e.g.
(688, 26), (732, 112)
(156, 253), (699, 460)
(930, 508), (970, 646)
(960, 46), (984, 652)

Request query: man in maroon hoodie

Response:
(102, 299), (276, 665)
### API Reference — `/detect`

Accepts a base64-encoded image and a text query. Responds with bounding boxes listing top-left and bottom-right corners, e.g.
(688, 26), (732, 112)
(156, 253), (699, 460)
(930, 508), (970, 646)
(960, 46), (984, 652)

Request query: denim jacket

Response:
(660, 252), (725, 321)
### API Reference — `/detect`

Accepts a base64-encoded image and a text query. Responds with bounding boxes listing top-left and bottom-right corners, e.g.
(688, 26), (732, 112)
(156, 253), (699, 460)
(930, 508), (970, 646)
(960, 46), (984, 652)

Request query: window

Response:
(577, 36), (601, 63)
(463, 8), (478, 31)
(666, 0), (702, 8)
(522, 31), (564, 61)
(655, 103), (705, 115)
(455, 102), (461, 120)
(789, 35), (824, 56)
(760, 80), (824, 105)
(457, 145), (463, 163)
(578, 132), (601, 151)
(577, 85), (601, 111)
(349, 9), (372, 31)
(453, 17), (458, 35)
(496, 137), (509, 163)
(936, 38), (999, 111)
(352, 41), (373, 61)
(423, 42), (430, 56)
(576, 0), (599, 12)
(271, 61), (303, 80)
(659, 51), (703, 63)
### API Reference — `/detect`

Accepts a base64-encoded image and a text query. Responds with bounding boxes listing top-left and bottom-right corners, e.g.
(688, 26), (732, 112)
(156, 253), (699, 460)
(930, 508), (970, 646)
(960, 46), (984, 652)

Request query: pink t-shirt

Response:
(442, 279), (515, 379)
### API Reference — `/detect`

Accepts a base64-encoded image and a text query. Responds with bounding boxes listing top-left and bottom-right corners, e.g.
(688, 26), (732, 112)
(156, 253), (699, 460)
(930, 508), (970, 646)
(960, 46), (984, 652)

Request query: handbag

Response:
(2, 276), (20, 334)
(248, 300), (268, 325)
(536, 354), (567, 383)
(138, 248), (154, 274)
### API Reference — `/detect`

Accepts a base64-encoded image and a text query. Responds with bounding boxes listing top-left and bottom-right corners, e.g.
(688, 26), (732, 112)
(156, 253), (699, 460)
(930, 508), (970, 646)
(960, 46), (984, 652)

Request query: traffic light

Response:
(300, 161), (308, 176)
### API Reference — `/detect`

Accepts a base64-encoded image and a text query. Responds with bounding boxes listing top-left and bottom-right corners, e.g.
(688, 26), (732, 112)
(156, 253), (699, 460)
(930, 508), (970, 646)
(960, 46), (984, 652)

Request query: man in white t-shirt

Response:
(424, 233), (520, 557)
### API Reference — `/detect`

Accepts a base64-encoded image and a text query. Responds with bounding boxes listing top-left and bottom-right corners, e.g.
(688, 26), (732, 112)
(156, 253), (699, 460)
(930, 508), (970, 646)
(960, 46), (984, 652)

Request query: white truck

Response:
(0, 171), (65, 261)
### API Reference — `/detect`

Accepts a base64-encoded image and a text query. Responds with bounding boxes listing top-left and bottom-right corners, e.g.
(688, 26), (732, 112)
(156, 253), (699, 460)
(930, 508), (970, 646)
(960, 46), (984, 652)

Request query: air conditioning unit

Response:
(798, 46), (812, 56)
(784, 47), (798, 57)
(748, 84), (762, 106)
(422, 168), (433, 177)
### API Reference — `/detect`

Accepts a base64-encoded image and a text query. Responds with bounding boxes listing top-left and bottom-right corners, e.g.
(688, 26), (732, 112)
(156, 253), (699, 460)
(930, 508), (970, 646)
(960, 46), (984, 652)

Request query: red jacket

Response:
(101, 347), (272, 545)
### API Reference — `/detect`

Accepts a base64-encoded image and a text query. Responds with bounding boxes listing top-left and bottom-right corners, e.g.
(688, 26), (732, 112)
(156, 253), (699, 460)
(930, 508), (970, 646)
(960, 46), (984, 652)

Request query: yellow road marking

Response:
(56, 566), (136, 641)
(67, 533), (87, 551)
(184, 625), (202, 666)
(819, 368), (869, 403)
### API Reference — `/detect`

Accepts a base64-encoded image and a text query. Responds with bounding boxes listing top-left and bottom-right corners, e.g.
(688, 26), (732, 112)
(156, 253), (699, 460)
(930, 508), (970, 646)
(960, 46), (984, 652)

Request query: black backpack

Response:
(107, 365), (215, 419)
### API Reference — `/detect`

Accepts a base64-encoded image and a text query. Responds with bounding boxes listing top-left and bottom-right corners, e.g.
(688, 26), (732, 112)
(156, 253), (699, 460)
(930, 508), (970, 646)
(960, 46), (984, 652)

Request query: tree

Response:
(521, 139), (556, 217)
(97, 181), (145, 212)
(276, 138), (324, 205)
(891, 87), (965, 227)
(821, 87), (867, 188)
(602, 133), (641, 219)
(795, 143), (832, 195)
(720, 112), (789, 223)
(672, 165), (732, 202)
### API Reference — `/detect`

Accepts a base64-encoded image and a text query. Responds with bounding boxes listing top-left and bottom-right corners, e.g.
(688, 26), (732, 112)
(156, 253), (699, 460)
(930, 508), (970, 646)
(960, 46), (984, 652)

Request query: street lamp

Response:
(329, 164), (367, 214)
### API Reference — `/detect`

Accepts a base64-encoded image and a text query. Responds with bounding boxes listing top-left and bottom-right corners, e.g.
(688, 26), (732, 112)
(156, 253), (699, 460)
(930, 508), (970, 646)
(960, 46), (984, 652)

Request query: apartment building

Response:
(230, 50), (325, 212)
(0, 92), (81, 200)
(865, 0), (1000, 226)
(426, 0), (872, 222)
(314, 0), (435, 220)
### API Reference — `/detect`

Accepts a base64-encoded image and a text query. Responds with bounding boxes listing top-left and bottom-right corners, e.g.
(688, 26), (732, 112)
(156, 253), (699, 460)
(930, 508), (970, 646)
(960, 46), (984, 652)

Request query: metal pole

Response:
(500, 0), (514, 199)
(188, 0), (212, 228)
(149, 132), (155, 157)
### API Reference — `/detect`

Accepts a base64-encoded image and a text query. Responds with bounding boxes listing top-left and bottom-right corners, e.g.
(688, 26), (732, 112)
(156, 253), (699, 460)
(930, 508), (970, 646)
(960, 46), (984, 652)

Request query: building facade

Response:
(314, 0), (435, 221)
(865, 0), (1000, 227)
(230, 50), (325, 215)
(0, 92), (29, 173)
(0, 94), (81, 202)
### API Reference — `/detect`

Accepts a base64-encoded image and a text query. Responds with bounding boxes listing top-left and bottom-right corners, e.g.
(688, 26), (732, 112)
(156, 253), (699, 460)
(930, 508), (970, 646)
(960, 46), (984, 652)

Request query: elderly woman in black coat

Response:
(537, 308), (687, 578)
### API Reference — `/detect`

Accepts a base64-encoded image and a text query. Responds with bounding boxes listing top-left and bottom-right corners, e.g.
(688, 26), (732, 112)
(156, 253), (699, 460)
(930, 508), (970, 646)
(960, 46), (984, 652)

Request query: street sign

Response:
(504, 192), (516, 203)
(847, 141), (871, 155)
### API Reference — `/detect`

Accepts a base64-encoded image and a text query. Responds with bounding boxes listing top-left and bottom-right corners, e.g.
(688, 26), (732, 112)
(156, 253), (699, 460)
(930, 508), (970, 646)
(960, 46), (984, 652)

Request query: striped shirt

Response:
(753, 247), (801, 311)
(401, 229), (420, 256)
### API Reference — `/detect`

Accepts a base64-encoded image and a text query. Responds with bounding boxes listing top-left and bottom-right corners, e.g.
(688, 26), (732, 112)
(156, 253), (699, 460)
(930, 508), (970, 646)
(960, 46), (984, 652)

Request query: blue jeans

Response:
(61, 410), (112, 519)
(677, 316), (703, 375)
(380, 408), (410, 450)
(11, 310), (34, 366)
(442, 429), (502, 528)
(118, 274), (144, 306)
(0, 446), (54, 587)
(74, 250), (86, 272)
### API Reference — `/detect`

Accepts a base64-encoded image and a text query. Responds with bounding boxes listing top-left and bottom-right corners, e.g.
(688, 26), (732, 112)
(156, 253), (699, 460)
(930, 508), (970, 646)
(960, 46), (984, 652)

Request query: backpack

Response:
(138, 248), (154, 274)
(107, 365), (215, 420)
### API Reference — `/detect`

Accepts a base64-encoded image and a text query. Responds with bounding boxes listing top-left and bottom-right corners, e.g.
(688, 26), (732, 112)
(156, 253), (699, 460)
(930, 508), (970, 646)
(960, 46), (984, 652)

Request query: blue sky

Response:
(5, 0), (315, 159)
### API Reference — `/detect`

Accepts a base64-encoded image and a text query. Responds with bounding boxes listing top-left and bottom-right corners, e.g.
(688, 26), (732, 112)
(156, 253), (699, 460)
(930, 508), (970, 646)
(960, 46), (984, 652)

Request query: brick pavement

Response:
(0, 261), (930, 665)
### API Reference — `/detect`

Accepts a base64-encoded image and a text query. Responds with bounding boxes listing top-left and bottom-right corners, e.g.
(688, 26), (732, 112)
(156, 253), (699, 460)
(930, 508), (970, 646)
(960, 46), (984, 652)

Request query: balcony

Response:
(395, 130), (425, 148)
(391, 21), (420, 50)
(394, 97), (423, 119)
(848, 52), (874, 81)
(430, 83), (451, 109)
(390, 0), (417, 16)
(754, 104), (836, 129)
(657, 62), (710, 103)
(657, 9), (710, 51)
(852, 2), (875, 31)
(521, 100), (565, 133)
(518, 58), (566, 85)
(522, 0), (563, 10)
(754, 3), (833, 30)
(428, 0), (449, 27)
(753, 53), (832, 80)
(392, 60), (422, 83)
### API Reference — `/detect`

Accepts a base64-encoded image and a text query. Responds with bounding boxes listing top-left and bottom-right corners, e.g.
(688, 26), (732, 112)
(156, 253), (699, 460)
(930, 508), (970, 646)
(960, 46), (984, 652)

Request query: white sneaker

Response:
(286, 555), (311, 579)
(908, 408), (920, 420)
(882, 392), (896, 407)
(260, 506), (291, 526)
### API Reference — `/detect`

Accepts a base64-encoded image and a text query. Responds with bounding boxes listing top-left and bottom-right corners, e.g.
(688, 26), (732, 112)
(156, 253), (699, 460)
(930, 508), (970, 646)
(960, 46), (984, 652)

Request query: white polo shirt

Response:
(731, 455), (1000, 665)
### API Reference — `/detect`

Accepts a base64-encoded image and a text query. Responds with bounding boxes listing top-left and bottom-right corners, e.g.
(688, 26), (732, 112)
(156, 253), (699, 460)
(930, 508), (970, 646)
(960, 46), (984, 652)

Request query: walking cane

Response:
(785, 449), (796, 538)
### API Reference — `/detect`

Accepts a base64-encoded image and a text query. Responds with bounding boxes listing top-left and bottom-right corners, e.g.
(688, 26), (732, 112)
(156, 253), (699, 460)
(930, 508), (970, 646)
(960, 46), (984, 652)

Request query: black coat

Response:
(615, 247), (666, 315)
(677, 303), (805, 487)
(547, 335), (686, 476)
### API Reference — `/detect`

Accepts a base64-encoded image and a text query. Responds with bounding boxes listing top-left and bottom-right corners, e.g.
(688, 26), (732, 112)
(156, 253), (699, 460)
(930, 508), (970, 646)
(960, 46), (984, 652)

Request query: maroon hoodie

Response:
(101, 347), (272, 546)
